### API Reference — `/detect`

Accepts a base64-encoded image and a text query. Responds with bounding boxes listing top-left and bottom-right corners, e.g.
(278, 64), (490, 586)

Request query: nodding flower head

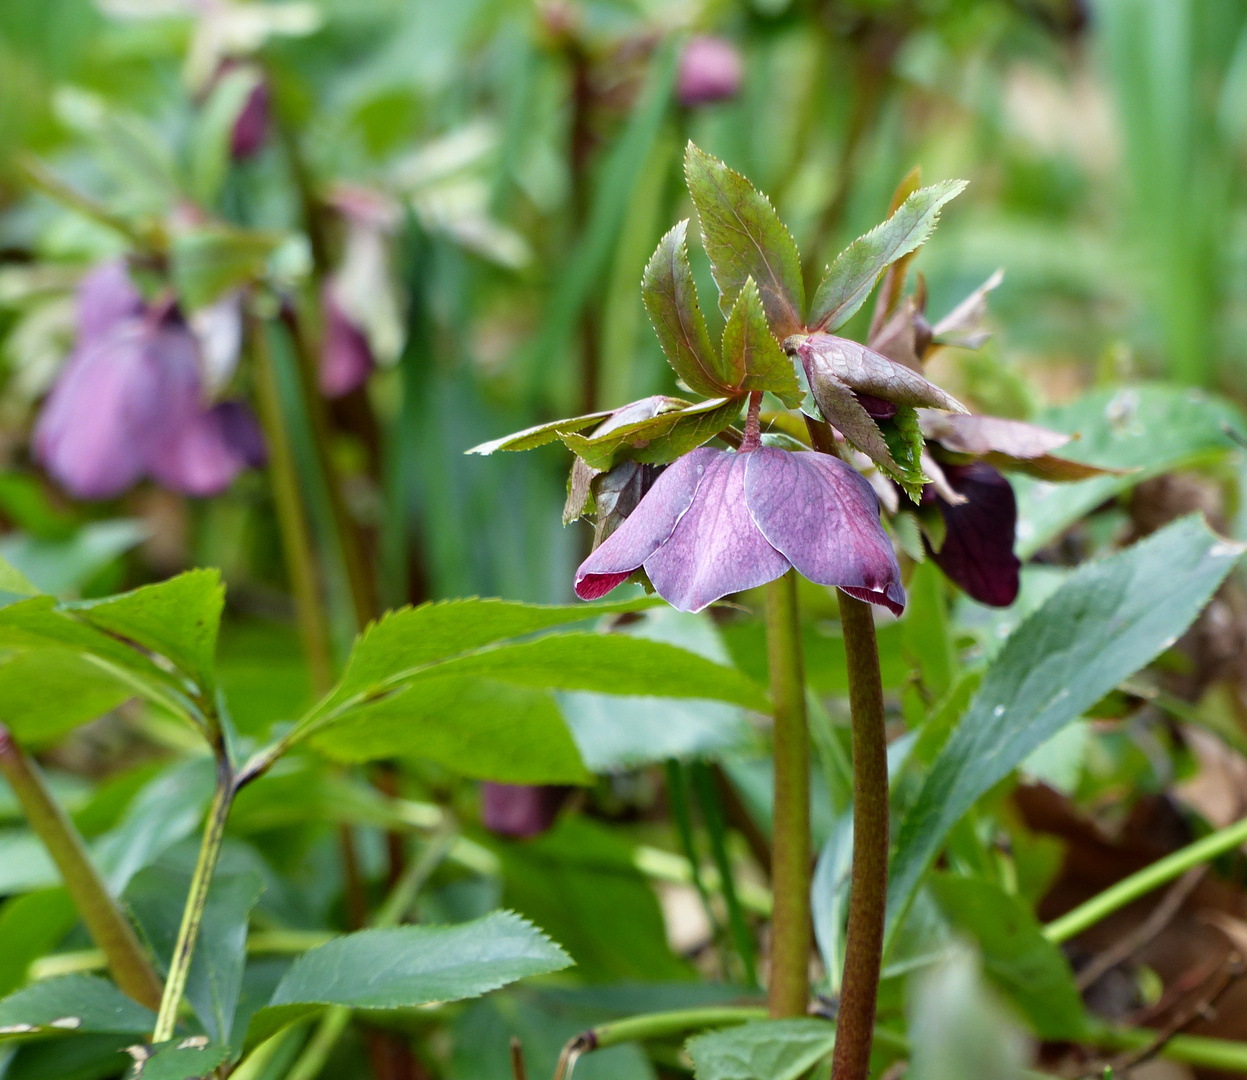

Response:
(575, 443), (904, 615)
(923, 463), (1020, 608)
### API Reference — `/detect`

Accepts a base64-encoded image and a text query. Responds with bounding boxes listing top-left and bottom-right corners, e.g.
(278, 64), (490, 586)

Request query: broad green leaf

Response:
(559, 397), (743, 473)
(642, 220), (729, 398)
(0, 651), (132, 747)
(329, 597), (658, 708)
(0, 832), (60, 894)
(311, 676), (591, 782)
(721, 279), (802, 407)
(0, 890), (77, 997)
(125, 1040), (230, 1080)
(0, 520), (146, 599)
(70, 570), (225, 694)
(190, 65), (262, 205)
(684, 143), (804, 338)
(247, 911), (571, 1044)
(0, 975), (154, 1039)
(466, 410), (615, 456)
(1013, 384), (1247, 557)
(808, 179), (967, 332)
(929, 874), (1086, 1039)
(1, 1033), (135, 1080)
(127, 861), (264, 1044)
(685, 1019), (835, 1080)
(170, 227), (278, 310)
(886, 516), (1244, 948)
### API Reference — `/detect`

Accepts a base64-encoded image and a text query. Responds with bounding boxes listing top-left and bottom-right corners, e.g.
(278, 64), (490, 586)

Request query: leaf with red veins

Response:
(684, 142), (805, 339)
(642, 220), (731, 398)
(722, 278), (803, 407)
(793, 334), (967, 414)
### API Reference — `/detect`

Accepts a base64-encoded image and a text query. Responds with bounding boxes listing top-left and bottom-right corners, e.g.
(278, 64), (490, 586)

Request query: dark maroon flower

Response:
(230, 77), (270, 160)
(677, 36), (744, 106)
(319, 283), (374, 398)
(576, 445), (904, 615)
(34, 262), (265, 500)
(923, 463), (1020, 608)
(481, 783), (570, 839)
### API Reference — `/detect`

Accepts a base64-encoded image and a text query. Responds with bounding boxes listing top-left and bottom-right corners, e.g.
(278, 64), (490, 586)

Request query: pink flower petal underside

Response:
(644, 449), (790, 613)
(76, 261), (144, 341)
(574, 447), (716, 601)
(744, 446), (905, 616)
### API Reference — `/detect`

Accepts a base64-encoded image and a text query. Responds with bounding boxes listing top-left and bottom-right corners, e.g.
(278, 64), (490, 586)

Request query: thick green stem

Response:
(832, 590), (889, 1080)
(249, 313), (334, 696)
(151, 761), (234, 1042)
(1045, 812), (1247, 945)
(765, 569), (811, 1018)
(0, 725), (164, 1010)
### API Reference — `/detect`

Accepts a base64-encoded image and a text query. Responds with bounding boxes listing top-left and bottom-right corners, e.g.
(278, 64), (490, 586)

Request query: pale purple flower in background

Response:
(34, 261), (265, 500)
(575, 443), (904, 615)
(318, 284), (374, 398)
(481, 782), (570, 839)
(677, 35), (744, 107)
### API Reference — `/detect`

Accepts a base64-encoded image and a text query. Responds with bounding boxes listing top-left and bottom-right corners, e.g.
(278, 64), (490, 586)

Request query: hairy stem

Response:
(0, 725), (163, 1010)
(765, 569), (811, 1017)
(249, 313), (334, 696)
(832, 590), (889, 1080)
(152, 760), (235, 1042)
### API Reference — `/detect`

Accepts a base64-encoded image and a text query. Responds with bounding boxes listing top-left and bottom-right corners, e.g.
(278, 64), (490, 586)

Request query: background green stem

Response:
(765, 569), (812, 1018)
(832, 589), (889, 1080)
(151, 759), (234, 1041)
(0, 724), (164, 1010)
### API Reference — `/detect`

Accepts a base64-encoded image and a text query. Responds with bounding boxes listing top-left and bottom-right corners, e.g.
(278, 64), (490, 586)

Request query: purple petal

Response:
(928, 463), (1020, 608)
(480, 783), (569, 839)
(34, 324), (163, 499)
(149, 400), (266, 497)
(319, 284), (374, 398)
(231, 78), (270, 160)
(213, 401), (267, 468)
(76, 261), (144, 340)
(744, 447), (905, 616)
(678, 35), (744, 106)
(644, 449), (790, 613)
(574, 448), (715, 601)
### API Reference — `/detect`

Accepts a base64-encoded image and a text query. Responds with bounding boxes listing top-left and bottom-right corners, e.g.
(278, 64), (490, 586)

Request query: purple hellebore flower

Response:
(34, 261), (265, 500)
(575, 444), (904, 615)
(677, 35), (744, 106)
(230, 77), (270, 160)
(480, 782), (570, 839)
(923, 462), (1020, 608)
(319, 283), (374, 398)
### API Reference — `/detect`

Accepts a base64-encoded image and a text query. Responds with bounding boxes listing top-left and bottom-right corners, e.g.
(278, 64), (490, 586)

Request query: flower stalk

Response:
(765, 568), (812, 1018)
(832, 589), (890, 1080)
(0, 724), (164, 1011)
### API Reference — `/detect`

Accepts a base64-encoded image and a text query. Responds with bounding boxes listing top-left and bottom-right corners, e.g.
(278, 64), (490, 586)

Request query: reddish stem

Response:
(740, 392), (764, 452)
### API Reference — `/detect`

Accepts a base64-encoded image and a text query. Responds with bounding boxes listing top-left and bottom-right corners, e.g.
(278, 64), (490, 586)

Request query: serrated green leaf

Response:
(170, 227), (278, 311)
(929, 874), (1086, 1040)
(0, 650), (132, 747)
(0, 975), (155, 1039)
(886, 516), (1244, 950)
(721, 279), (801, 407)
(70, 570), (224, 694)
(686, 1019), (836, 1080)
(559, 397), (743, 473)
(879, 405), (927, 502)
(684, 143), (804, 338)
(808, 179), (967, 332)
(642, 221), (730, 398)
(311, 675), (591, 782)
(466, 410), (616, 456)
(246, 911), (571, 1045)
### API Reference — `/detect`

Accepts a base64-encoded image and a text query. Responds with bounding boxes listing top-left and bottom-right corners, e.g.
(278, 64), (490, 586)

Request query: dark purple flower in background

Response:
(230, 77), (270, 160)
(481, 782), (570, 839)
(923, 463), (1020, 608)
(677, 35), (744, 107)
(318, 284), (374, 398)
(34, 261), (266, 501)
(576, 444), (904, 615)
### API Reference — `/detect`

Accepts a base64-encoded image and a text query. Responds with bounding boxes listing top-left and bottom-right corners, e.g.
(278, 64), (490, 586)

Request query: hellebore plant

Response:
(473, 143), (1105, 1079)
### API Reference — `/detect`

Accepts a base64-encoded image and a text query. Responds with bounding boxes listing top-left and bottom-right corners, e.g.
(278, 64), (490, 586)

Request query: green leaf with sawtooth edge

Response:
(643, 220), (731, 398)
(0, 975), (155, 1039)
(885, 515), (1244, 952)
(245, 911), (571, 1046)
(466, 410), (615, 456)
(686, 1019), (836, 1080)
(722, 278), (802, 407)
(808, 179), (967, 332)
(929, 874), (1087, 1040)
(684, 143), (805, 339)
(878, 405), (927, 502)
(69, 569), (224, 694)
(311, 676), (591, 782)
(559, 397), (743, 473)
(0, 650), (132, 747)
(1013, 383), (1247, 557)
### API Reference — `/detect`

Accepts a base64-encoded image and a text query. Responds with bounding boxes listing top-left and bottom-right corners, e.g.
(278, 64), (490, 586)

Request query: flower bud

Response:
(677, 36), (743, 107)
